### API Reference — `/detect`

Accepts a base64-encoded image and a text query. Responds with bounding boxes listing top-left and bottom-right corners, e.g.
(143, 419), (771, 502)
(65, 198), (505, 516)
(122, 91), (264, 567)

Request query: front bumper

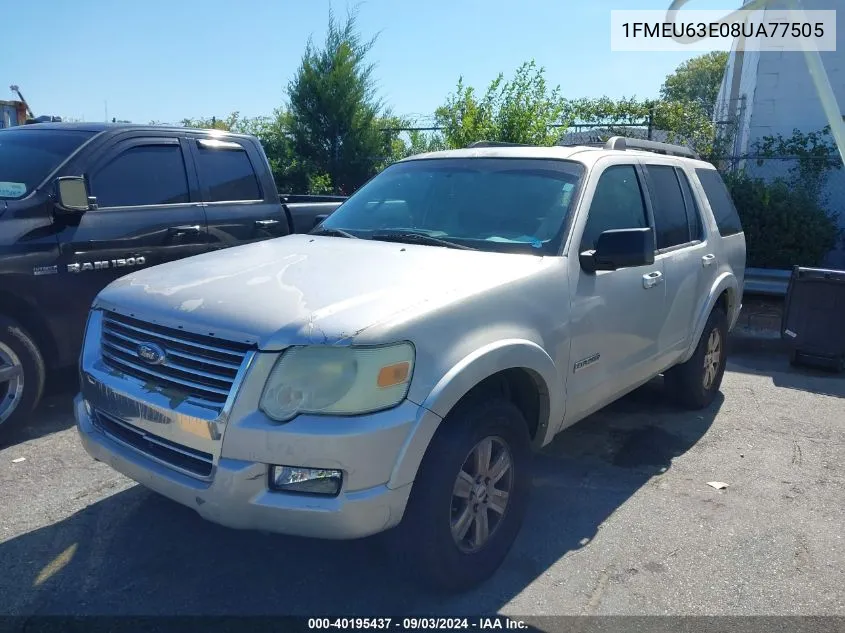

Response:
(76, 394), (420, 539)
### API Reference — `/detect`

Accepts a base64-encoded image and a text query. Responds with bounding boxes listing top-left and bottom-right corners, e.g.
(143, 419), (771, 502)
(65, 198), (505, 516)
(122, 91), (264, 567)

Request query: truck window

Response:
(580, 165), (648, 252)
(695, 168), (743, 236)
(90, 144), (190, 208)
(0, 128), (95, 199)
(645, 164), (690, 249)
(675, 168), (704, 242)
(195, 144), (261, 202)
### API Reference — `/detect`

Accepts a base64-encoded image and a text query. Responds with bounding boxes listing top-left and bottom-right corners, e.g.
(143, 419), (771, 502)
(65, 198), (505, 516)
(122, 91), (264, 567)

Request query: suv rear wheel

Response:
(0, 317), (46, 440)
(665, 307), (728, 409)
(391, 397), (532, 592)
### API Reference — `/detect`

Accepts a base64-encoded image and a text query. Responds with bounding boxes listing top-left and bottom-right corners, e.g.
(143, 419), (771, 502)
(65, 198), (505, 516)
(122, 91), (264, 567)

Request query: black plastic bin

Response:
(781, 265), (845, 372)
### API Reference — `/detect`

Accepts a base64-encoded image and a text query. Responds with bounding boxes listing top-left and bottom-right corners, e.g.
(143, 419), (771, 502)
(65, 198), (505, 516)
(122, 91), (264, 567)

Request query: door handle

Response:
(702, 253), (717, 267)
(168, 225), (201, 236)
(255, 219), (281, 227)
(642, 271), (664, 289)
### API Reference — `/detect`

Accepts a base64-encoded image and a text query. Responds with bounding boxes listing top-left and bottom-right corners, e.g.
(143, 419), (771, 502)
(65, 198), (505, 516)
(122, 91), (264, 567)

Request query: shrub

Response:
(724, 171), (840, 269)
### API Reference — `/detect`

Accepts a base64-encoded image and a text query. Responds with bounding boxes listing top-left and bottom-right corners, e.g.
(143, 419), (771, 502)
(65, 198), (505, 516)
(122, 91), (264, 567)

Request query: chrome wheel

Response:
(0, 341), (24, 426)
(450, 436), (513, 553)
(702, 328), (722, 390)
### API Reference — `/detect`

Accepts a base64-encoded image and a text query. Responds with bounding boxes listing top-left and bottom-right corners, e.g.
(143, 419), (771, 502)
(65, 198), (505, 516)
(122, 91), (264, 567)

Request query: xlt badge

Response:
(67, 256), (146, 273)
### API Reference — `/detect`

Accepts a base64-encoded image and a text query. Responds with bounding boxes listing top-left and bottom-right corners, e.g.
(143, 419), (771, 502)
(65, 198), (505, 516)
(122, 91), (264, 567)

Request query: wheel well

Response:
(449, 368), (547, 442)
(0, 291), (57, 367)
(715, 289), (732, 316)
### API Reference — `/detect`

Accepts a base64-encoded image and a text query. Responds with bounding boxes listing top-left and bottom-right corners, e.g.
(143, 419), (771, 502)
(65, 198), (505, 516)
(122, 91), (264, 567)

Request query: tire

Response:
(0, 316), (46, 440)
(390, 396), (532, 593)
(664, 307), (728, 410)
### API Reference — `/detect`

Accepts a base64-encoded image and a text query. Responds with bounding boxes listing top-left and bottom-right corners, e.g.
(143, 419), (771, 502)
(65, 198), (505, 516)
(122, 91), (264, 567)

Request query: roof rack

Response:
(603, 136), (700, 159)
(466, 140), (534, 148)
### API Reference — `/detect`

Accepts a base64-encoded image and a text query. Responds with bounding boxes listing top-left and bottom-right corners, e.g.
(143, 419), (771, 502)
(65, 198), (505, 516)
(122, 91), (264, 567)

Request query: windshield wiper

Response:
(370, 230), (478, 251)
(310, 227), (360, 239)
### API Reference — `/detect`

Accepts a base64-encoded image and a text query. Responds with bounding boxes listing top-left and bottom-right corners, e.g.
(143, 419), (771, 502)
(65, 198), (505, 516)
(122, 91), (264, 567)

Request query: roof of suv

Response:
(401, 144), (716, 170)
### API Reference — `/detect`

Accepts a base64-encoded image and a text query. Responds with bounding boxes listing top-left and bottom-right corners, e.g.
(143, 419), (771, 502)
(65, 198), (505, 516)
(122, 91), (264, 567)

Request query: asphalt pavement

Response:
(1, 351), (844, 617)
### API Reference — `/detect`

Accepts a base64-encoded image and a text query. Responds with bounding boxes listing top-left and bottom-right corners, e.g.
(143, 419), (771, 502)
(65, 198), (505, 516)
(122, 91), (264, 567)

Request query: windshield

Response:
(319, 157), (585, 255)
(0, 128), (96, 199)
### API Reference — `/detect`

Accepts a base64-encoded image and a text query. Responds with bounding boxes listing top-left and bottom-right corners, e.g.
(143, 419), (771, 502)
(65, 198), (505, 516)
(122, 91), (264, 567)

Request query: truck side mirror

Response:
(55, 177), (94, 214)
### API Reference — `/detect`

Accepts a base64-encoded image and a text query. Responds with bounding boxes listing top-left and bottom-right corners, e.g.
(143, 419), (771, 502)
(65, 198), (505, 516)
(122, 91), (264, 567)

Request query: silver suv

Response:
(75, 137), (746, 592)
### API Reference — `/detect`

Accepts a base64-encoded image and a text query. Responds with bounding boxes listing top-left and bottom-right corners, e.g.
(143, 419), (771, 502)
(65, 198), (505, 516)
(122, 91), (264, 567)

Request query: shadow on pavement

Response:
(0, 368), (79, 449)
(0, 379), (720, 616)
(727, 351), (845, 399)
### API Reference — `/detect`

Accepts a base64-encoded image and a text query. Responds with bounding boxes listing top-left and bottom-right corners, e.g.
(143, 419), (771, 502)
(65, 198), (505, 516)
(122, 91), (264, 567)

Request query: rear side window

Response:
(91, 144), (189, 208)
(696, 168), (743, 236)
(580, 165), (648, 252)
(676, 169), (703, 241)
(195, 143), (261, 202)
(645, 164), (689, 249)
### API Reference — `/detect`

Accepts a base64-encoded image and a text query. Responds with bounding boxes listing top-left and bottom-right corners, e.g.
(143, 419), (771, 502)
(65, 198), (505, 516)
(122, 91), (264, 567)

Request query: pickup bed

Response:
(0, 122), (344, 436)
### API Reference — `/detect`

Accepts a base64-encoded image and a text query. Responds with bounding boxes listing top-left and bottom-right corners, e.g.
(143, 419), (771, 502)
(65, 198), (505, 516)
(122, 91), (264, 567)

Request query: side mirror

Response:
(579, 227), (655, 273)
(55, 177), (94, 214)
(313, 214), (329, 229)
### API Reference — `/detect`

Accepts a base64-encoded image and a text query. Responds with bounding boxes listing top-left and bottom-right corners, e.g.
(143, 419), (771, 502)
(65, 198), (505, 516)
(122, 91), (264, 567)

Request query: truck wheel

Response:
(665, 307), (728, 410)
(0, 317), (46, 439)
(393, 397), (532, 592)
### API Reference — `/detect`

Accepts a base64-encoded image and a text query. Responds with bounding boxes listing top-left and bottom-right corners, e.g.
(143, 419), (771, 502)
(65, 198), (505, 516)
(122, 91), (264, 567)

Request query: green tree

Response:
(560, 97), (722, 160)
(434, 61), (567, 148)
(181, 112), (245, 131)
(660, 51), (729, 120)
(287, 7), (388, 194)
(725, 171), (839, 268)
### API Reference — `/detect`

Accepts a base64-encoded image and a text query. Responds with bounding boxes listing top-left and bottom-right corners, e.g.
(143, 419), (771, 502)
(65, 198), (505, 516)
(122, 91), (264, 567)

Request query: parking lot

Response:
(1, 348), (843, 617)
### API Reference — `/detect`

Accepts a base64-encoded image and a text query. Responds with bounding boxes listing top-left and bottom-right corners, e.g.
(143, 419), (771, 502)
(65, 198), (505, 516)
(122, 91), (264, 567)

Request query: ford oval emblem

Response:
(137, 342), (166, 365)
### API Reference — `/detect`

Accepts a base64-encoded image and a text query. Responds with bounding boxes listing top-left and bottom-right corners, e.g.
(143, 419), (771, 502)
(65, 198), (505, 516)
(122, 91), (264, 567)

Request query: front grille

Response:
(100, 311), (252, 410)
(94, 409), (214, 478)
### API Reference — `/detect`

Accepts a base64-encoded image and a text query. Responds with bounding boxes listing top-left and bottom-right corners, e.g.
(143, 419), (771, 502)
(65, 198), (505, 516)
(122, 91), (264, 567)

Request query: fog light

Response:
(269, 465), (342, 496)
(83, 399), (93, 416)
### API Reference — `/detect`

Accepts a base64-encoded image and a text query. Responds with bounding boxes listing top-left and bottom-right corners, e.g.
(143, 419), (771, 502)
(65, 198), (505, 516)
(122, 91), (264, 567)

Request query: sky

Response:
(1, 0), (726, 126)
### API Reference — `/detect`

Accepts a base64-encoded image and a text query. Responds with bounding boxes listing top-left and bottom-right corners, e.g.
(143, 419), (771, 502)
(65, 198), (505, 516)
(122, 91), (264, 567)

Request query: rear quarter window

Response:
(195, 143), (261, 202)
(695, 168), (743, 237)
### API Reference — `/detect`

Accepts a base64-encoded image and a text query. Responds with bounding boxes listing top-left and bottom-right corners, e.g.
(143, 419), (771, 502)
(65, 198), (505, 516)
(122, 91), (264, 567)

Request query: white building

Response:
(714, 0), (845, 267)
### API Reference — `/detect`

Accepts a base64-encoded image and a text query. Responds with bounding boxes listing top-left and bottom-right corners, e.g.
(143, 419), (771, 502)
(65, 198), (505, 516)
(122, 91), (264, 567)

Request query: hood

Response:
(95, 234), (548, 349)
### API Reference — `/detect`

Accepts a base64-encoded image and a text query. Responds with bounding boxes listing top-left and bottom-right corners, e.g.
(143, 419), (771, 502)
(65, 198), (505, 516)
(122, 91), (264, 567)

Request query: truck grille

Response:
(100, 311), (252, 410)
(93, 409), (214, 478)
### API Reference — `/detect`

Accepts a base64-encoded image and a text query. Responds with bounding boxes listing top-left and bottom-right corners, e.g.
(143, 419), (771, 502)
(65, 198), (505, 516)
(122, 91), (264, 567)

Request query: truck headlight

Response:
(259, 343), (415, 422)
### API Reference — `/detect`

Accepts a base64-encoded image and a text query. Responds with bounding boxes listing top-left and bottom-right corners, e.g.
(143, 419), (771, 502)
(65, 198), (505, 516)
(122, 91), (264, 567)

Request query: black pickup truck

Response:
(0, 122), (345, 437)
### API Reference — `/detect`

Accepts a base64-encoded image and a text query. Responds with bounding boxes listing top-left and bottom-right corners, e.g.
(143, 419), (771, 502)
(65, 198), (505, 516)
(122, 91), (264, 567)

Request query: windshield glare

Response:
(0, 128), (96, 199)
(320, 157), (585, 254)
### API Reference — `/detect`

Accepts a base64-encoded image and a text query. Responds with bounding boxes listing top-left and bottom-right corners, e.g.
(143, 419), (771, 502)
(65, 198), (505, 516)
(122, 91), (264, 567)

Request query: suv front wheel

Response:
(665, 306), (728, 409)
(392, 397), (532, 592)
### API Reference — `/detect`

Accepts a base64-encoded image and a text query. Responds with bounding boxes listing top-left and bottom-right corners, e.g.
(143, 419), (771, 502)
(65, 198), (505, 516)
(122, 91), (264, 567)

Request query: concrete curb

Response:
(728, 326), (789, 355)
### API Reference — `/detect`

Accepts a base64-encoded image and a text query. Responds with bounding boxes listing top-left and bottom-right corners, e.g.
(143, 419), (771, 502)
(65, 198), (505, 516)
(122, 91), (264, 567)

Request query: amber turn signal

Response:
(377, 361), (411, 388)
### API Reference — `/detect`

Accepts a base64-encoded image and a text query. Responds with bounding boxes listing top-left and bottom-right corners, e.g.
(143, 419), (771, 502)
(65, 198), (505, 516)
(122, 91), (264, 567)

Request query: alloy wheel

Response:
(450, 436), (514, 552)
(0, 341), (24, 426)
(702, 328), (722, 390)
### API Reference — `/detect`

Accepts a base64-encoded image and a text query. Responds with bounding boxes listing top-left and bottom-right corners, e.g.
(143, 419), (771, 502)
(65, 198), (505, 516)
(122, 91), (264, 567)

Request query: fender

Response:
(388, 339), (563, 490)
(679, 271), (740, 364)
(0, 282), (60, 369)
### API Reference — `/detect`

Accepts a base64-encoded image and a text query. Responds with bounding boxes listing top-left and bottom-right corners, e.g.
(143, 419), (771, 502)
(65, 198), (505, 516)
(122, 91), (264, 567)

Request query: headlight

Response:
(259, 342), (415, 422)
